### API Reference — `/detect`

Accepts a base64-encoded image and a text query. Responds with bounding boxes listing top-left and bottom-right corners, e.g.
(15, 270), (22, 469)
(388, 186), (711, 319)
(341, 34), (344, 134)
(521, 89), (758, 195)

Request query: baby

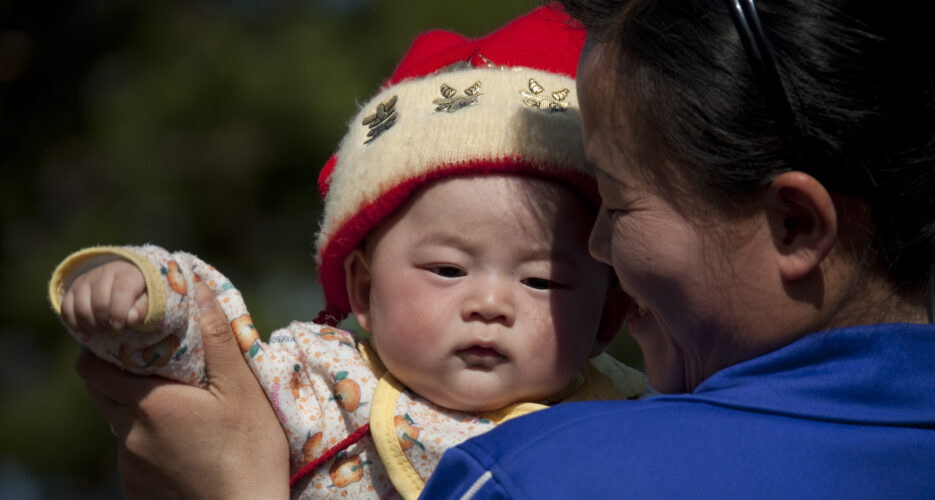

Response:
(49, 6), (648, 499)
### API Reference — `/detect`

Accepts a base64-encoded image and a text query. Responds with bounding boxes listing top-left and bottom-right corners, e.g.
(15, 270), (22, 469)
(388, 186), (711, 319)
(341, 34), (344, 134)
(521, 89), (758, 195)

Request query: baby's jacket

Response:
(49, 245), (649, 499)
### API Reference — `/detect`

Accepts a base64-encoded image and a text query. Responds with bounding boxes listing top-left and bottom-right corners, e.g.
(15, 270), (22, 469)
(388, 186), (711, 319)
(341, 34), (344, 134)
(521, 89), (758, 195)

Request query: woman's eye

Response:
(522, 277), (553, 290)
(431, 266), (465, 278)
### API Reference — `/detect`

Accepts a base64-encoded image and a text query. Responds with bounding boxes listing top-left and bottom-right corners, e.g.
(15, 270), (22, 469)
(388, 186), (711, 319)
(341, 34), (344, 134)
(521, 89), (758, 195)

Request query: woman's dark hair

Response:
(560, 0), (935, 293)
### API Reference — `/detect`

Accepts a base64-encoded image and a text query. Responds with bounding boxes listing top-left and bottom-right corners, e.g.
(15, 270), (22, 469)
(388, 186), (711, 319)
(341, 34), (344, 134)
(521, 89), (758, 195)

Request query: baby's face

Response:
(352, 175), (612, 412)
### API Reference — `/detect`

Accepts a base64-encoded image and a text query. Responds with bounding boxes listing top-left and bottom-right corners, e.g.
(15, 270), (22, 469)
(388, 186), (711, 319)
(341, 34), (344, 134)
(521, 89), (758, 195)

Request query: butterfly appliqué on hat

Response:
(520, 78), (569, 112)
(433, 82), (482, 113)
(362, 95), (398, 145)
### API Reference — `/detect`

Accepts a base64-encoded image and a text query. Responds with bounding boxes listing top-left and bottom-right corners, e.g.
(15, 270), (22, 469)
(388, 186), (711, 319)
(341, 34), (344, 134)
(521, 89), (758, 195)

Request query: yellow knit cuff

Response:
(48, 246), (167, 331)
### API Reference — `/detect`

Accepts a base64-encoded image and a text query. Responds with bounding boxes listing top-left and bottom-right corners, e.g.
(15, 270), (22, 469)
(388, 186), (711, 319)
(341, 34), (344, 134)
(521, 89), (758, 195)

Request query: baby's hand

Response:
(61, 260), (148, 334)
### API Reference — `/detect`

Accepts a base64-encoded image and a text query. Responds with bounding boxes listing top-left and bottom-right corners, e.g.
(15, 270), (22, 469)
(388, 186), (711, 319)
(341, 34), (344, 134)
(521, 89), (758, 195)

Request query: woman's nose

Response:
(589, 209), (612, 265)
(462, 278), (515, 326)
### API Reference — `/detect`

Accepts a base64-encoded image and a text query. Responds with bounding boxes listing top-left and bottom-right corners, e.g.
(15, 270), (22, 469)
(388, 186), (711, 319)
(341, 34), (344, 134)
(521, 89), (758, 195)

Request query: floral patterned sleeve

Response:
(48, 244), (262, 386)
(49, 245), (387, 496)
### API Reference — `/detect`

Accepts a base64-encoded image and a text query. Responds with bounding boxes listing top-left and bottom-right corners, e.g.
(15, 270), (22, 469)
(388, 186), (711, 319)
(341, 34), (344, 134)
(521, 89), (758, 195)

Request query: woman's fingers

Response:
(83, 383), (127, 438)
(75, 347), (160, 404)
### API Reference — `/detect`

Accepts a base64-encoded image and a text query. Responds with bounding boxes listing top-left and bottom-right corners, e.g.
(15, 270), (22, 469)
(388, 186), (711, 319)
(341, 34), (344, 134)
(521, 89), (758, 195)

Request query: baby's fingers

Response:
(108, 265), (147, 330)
(124, 293), (149, 329)
(72, 279), (102, 333)
(60, 288), (79, 331)
(90, 272), (116, 329)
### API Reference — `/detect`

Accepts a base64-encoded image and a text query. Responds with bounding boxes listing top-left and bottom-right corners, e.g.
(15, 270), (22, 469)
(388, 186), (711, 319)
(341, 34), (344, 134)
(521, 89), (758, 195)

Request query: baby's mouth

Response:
(462, 346), (501, 356)
(457, 344), (506, 369)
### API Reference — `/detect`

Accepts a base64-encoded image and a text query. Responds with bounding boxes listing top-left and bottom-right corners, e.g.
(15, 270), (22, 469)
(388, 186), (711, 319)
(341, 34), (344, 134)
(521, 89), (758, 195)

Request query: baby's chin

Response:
(444, 396), (519, 413)
(414, 379), (561, 413)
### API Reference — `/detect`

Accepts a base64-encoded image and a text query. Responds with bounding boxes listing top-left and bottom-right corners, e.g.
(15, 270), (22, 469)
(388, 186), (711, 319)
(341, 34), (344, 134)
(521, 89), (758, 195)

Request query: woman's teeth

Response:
(636, 302), (650, 317)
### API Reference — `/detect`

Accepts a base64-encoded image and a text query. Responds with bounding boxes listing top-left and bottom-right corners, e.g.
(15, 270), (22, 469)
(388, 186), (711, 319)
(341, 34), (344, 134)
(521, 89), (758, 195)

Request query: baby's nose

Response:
(462, 278), (515, 326)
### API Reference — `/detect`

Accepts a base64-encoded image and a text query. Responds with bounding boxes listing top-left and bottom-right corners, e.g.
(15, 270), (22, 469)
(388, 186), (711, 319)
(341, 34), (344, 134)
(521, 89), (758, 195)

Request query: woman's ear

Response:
(344, 249), (373, 332)
(765, 171), (838, 282)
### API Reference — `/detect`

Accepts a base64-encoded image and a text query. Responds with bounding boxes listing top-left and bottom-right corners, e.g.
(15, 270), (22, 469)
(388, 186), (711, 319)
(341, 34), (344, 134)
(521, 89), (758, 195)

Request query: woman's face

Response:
(578, 41), (782, 393)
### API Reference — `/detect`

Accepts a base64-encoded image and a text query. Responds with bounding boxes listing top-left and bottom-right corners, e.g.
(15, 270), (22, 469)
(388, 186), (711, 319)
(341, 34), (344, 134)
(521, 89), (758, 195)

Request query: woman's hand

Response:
(76, 283), (289, 499)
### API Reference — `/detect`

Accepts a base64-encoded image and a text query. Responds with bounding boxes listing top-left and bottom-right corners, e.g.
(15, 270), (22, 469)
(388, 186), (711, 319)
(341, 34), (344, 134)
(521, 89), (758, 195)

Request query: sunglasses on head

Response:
(726, 0), (806, 165)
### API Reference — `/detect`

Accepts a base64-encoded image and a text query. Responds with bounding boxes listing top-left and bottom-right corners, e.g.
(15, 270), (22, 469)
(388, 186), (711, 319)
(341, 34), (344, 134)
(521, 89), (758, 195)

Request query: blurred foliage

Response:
(0, 0), (641, 497)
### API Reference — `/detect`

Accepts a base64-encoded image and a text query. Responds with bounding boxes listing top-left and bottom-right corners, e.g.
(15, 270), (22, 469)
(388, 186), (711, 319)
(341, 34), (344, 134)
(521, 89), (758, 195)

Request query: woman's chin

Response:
(639, 344), (688, 394)
(646, 370), (686, 394)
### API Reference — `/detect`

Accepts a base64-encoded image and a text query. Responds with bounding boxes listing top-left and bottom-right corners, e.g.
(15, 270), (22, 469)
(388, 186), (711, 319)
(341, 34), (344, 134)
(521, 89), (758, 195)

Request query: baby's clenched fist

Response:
(61, 260), (148, 334)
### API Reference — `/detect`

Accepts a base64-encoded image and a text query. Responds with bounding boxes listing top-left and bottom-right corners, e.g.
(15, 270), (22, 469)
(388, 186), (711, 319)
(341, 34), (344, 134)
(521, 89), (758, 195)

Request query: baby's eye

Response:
(521, 277), (554, 290)
(430, 266), (465, 278)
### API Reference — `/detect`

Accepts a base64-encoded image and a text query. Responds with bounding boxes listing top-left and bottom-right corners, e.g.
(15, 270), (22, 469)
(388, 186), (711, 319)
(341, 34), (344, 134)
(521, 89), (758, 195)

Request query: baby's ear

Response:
(344, 249), (373, 332)
(589, 276), (626, 358)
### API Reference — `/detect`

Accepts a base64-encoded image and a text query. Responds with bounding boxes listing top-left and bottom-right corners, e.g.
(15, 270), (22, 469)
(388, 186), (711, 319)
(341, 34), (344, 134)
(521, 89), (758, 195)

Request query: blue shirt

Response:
(421, 323), (935, 498)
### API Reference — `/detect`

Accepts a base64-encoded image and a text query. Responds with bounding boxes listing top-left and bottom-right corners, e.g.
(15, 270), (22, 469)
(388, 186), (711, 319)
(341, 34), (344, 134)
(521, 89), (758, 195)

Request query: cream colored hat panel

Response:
(317, 67), (586, 249)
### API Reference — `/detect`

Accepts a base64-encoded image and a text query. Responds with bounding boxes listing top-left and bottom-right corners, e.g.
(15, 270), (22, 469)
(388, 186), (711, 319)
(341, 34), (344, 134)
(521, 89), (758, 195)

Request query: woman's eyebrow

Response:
(595, 166), (628, 187)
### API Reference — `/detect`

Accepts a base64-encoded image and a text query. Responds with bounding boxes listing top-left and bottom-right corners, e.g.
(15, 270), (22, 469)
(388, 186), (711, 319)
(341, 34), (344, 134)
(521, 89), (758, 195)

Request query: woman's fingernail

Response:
(127, 309), (138, 325)
(195, 284), (214, 310)
(109, 318), (123, 330)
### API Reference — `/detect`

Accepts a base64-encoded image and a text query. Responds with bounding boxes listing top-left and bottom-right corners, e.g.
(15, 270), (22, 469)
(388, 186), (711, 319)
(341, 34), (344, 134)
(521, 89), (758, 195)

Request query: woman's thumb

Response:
(194, 283), (252, 392)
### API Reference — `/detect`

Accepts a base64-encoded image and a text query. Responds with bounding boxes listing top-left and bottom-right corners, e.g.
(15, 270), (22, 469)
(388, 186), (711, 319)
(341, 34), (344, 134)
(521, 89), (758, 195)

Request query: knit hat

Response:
(315, 4), (591, 324)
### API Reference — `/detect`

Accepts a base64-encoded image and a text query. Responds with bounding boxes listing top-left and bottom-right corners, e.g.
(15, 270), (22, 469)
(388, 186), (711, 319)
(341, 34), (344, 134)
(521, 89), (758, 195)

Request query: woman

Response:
(78, 0), (935, 497)
(419, 0), (935, 496)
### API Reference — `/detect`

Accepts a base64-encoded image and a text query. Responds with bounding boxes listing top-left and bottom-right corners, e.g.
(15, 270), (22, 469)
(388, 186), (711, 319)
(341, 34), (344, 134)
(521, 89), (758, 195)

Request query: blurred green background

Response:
(0, 1), (641, 497)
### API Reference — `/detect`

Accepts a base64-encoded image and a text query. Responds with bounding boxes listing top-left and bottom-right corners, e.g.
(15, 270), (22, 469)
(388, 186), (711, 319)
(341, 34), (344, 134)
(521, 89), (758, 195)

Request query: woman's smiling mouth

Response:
(621, 292), (652, 328)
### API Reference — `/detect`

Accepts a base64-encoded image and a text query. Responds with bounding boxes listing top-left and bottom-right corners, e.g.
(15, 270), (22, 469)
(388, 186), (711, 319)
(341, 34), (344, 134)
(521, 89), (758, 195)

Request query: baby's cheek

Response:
(519, 340), (580, 398)
(543, 302), (595, 352)
(371, 313), (443, 374)
(520, 304), (556, 341)
(522, 312), (579, 375)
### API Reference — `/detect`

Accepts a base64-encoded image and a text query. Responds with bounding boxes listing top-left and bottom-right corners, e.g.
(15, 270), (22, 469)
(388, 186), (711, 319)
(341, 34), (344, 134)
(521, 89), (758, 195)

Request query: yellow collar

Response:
(358, 339), (647, 499)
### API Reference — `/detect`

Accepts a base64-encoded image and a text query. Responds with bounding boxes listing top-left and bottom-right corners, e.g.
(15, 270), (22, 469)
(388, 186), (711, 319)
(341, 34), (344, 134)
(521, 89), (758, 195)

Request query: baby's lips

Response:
(460, 345), (503, 357)
(456, 343), (508, 368)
